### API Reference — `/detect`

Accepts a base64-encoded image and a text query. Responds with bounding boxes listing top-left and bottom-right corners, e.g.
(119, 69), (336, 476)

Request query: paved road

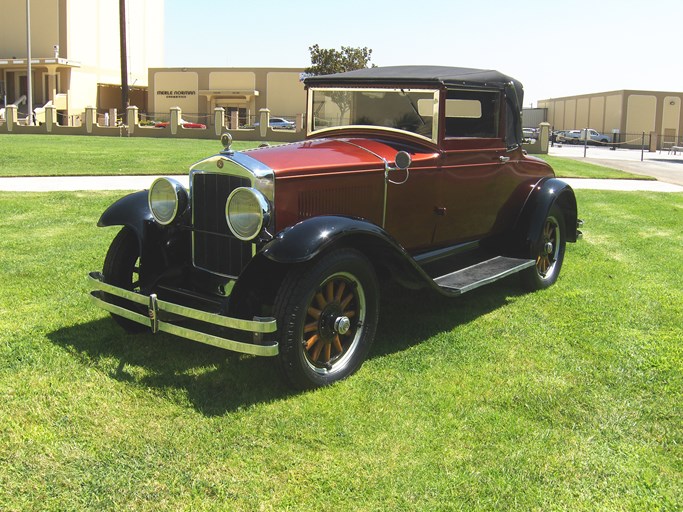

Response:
(548, 144), (683, 186)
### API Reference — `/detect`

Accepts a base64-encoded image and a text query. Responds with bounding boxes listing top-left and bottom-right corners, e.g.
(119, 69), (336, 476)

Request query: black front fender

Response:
(97, 190), (153, 241)
(261, 216), (436, 291)
(261, 216), (399, 264)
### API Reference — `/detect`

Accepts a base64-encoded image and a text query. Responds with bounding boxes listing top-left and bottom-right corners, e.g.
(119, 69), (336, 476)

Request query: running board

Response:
(434, 256), (535, 295)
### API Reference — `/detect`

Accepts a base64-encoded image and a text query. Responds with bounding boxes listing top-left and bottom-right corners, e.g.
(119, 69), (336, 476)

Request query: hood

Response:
(241, 138), (436, 178)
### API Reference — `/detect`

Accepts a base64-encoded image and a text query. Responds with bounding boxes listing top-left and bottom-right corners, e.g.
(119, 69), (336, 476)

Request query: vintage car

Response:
(89, 66), (581, 389)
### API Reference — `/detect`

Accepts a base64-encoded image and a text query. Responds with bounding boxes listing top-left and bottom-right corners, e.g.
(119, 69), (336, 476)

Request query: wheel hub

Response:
(319, 303), (344, 340)
(543, 241), (554, 255)
(334, 316), (351, 335)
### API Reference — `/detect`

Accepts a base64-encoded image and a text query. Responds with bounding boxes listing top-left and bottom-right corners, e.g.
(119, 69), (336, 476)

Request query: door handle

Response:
(499, 156), (510, 163)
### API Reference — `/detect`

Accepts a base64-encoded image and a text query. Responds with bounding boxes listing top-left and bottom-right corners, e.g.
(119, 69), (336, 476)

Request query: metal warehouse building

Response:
(538, 90), (683, 148)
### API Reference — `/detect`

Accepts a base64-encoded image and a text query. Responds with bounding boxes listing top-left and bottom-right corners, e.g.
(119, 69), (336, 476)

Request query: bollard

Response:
(170, 107), (182, 135)
(259, 108), (270, 139)
(641, 132), (645, 162)
(127, 106), (138, 135)
(45, 105), (57, 132)
(5, 105), (18, 132)
(85, 106), (96, 133)
(214, 107), (225, 137)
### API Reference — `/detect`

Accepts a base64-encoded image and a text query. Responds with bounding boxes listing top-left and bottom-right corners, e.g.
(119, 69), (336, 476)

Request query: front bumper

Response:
(88, 272), (278, 356)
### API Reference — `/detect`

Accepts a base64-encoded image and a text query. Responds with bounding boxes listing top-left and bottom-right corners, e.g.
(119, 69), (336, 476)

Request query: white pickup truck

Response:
(559, 129), (611, 144)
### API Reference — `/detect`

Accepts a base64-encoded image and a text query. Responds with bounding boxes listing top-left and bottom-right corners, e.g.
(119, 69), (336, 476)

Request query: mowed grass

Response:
(0, 135), (264, 176)
(0, 190), (681, 510)
(1, 134), (650, 179)
(538, 154), (654, 180)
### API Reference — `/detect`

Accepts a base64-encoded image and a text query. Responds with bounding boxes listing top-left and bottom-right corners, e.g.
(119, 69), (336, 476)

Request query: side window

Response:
(444, 89), (500, 138)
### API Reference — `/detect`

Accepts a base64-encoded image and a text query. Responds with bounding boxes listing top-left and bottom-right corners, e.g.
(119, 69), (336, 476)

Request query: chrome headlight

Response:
(225, 187), (271, 241)
(148, 177), (188, 225)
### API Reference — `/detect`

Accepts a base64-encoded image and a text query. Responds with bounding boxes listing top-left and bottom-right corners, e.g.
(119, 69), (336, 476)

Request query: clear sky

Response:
(164, 0), (682, 106)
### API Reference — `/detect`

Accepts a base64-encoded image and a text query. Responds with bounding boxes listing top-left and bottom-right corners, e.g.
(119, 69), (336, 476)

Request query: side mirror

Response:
(394, 151), (412, 170)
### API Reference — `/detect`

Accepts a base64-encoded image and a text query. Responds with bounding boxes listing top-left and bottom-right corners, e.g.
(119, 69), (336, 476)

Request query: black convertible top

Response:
(305, 65), (525, 148)
(305, 65), (523, 109)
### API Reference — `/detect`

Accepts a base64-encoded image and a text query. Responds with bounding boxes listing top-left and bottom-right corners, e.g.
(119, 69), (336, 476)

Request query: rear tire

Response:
(102, 227), (147, 333)
(522, 204), (566, 290)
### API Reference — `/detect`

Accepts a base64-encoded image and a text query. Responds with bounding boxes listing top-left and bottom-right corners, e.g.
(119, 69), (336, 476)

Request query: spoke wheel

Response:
(536, 216), (560, 278)
(302, 272), (365, 373)
(522, 204), (566, 290)
(274, 249), (379, 389)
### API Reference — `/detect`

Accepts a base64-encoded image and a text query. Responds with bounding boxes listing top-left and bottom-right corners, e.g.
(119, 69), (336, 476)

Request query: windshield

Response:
(308, 88), (439, 143)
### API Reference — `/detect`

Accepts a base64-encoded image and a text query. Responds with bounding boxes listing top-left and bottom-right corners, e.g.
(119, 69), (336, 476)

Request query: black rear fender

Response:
(514, 178), (579, 249)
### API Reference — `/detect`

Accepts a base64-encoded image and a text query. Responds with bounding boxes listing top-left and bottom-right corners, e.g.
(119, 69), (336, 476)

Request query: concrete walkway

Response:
(1, 174), (682, 193)
(0, 175), (189, 192)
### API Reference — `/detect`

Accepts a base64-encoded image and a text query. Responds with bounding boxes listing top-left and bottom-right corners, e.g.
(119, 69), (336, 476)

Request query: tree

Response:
(305, 45), (375, 122)
(305, 45), (374, 76)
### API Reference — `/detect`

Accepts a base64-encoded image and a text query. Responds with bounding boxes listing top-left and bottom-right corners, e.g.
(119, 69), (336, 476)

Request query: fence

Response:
(552, 129), (683, 151)
(0, 105), (306, 144)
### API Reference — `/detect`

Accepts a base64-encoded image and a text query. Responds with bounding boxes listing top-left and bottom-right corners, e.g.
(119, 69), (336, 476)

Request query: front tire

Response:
(522, 204), (566, 290)
(102, 227), (147, 333)
(274, 249), (379, 389)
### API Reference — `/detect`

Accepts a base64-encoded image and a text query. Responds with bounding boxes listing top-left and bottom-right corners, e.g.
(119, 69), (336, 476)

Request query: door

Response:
(384, 161), (441, 252)
(433, 89), (522, 245)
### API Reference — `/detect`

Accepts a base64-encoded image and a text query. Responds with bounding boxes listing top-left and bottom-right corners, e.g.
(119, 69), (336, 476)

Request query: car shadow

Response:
(372, 281), (523, 358)
(49, 279), (525, 416)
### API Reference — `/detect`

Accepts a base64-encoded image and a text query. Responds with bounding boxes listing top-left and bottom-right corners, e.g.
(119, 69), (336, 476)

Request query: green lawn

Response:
(0, 190), (681, 510)
(0, 134), (652, 180)
(538, 154), (654, 180)
(0, 135), (264, 177)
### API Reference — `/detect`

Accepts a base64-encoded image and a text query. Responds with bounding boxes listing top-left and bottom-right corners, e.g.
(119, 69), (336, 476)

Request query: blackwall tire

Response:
(274, 249), (379, 389)
(102, 227), (147, 333)
(522, 204), (566, 291)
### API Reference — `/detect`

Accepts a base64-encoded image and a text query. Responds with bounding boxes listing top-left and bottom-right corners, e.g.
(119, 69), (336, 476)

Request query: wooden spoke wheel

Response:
(536, 216), (560, 278)
(274, 249), (379, 389)
(523, 204), (566, 290)
(302, 272), (365, 372)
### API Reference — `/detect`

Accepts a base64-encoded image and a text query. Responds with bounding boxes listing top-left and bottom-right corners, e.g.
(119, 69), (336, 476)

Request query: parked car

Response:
(552, 130), (569, 143)
(557, 128), (610, 145)
(89, 66), (581, 389)
(583, 128), (611, 144)
(154, 120), (206, 129)
(558, 130), (581, 144)
(522, 127), (538, 141)
(253, 117), (296, 129)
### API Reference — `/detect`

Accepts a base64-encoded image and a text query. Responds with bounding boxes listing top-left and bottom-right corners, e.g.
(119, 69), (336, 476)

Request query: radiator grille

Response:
(192, 172), (252, 277)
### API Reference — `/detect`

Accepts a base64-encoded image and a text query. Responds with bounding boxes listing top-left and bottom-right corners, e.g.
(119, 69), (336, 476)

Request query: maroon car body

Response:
(89, 66), (580, 389)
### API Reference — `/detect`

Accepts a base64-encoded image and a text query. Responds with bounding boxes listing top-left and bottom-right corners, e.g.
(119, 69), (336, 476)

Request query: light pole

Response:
(26, 0), (33, 125)
(119, 0), (129, 114)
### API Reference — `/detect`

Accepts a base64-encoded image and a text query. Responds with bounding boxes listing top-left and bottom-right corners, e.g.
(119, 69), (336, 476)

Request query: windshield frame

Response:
(306, 87), (440, 144)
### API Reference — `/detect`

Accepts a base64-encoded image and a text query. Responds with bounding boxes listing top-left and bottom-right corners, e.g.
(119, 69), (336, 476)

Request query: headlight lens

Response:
(148, 178), (187, 225)
(225, 187), (270, 241)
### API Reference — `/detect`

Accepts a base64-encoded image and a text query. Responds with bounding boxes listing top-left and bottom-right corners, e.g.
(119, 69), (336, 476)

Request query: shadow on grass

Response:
(373, 281), (523, 358)
(48, 279), (524, 416)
